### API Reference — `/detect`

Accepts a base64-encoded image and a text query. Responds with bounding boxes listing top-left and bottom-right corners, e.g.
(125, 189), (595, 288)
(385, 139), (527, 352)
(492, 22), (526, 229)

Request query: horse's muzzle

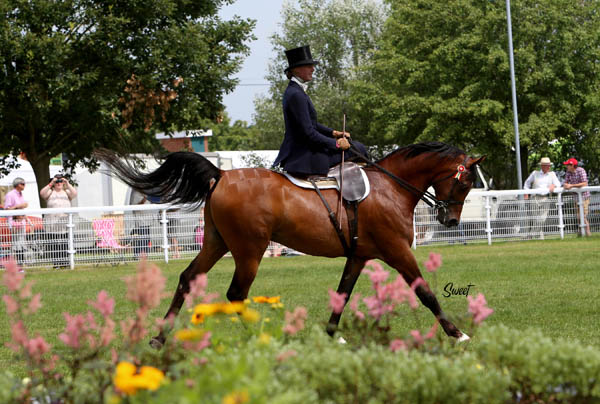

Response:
(437, 208), (459, 228)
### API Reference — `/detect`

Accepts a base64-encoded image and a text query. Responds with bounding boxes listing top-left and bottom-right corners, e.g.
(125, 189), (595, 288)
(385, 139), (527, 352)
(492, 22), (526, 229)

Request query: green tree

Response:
(0, 0), (255, 205)
(351, 0), (600, 187)
(208, 114), (262, 151)
(253, 0), (386, 149)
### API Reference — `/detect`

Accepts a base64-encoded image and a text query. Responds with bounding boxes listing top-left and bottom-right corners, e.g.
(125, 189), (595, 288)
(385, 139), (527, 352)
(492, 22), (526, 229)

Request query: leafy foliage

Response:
(351, 0), (600, 187)
(252, 0), (387, 149)
(0, 0), (254, 202)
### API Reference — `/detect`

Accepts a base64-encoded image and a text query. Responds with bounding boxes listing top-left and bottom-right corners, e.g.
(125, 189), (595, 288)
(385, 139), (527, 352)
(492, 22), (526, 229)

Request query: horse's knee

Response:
(414, 285), (440, 312)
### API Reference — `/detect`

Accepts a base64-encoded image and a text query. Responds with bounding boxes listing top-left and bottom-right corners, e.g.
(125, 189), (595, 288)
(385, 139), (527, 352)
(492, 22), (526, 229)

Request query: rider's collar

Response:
(291, 76), (308, 92)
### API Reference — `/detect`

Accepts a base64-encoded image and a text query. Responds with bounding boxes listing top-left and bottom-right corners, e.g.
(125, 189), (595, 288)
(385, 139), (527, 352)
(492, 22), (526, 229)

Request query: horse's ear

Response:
(468, 156), (486, 167)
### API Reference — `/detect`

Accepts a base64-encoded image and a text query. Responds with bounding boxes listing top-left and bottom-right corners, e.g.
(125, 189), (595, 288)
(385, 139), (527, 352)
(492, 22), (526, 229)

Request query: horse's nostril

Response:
(447, 218), (459, 227)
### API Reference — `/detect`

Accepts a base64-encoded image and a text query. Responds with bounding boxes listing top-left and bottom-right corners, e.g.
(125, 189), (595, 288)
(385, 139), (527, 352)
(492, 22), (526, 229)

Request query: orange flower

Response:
(252, 296), (281, 304)
(113, 361), (165, 395)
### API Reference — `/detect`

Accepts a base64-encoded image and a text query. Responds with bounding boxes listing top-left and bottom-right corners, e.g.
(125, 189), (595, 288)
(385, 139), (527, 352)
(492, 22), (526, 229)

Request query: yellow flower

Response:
(258, 333), (271, 345)
(192, 302), (246, 317)
(222, 390), (249, 404)
(229, 316), (240, 322)
(113, 361), (165, 395)
(191, 312), (205, 325)
(193, 303), (220, 316)
(240, 308), (260, 323)
(252, 296), (281, 304)
(175, 328), (206, 341)
(270, 302), (284, 309)
(475, 363), (483, 370)
(220, 301), (246, 314)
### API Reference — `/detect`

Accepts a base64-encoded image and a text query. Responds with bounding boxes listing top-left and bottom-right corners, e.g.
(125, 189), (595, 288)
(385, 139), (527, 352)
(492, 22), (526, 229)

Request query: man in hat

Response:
(562, 158), (591, 236)
(273, 45), (368, 176)
(523, 157), (561, 239)
(4, 177), (28, 224)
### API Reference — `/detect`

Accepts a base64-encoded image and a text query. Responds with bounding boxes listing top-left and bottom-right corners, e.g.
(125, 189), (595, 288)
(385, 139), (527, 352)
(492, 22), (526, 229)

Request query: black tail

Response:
(95, 149), (221, 206)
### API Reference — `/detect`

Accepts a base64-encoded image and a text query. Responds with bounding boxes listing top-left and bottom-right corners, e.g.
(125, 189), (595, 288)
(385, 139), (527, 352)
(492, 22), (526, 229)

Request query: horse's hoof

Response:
(149, 337), (164, 350)
(457, 332), (470, 343)
(337, 336), (347, 344)
(326, 323), (337, 337)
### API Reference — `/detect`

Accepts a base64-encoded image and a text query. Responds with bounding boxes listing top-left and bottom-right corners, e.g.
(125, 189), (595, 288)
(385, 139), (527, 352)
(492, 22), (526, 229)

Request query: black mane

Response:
(378, 142), (465, 162)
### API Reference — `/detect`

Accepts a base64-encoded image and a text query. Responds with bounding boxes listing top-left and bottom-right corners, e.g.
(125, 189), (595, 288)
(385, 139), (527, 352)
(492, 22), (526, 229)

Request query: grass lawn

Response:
(1, 236), (599, 374)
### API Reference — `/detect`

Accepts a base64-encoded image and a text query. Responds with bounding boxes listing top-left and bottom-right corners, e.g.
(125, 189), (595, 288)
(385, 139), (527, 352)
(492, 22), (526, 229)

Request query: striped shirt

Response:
(564, 167), (590, 199)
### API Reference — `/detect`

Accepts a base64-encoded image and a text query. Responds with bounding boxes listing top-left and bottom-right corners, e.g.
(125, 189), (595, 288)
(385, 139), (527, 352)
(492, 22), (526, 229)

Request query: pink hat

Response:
(563, 158), (578, 166)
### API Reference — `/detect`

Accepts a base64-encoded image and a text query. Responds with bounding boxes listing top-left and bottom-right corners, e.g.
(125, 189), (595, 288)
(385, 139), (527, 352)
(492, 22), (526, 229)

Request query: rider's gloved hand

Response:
(336, 137), (350, 150)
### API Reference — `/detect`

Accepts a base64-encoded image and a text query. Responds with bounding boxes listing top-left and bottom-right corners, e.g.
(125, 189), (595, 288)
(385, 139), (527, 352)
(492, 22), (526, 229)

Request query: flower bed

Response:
(2, 256), (599, 403)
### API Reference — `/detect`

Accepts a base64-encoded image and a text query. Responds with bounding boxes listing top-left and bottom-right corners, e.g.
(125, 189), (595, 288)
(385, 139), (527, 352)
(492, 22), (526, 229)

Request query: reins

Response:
(348, 142), (466, 211)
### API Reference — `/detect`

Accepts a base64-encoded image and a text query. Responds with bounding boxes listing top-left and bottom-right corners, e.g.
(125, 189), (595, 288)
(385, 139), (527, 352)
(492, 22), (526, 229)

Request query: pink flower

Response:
(124, 260), (167, 310)
(181, 331), (211, 352)
(99, 318), (116, 347)
(25, 336), (50, 361)
(2, 260), (24, 292)
(410, 329), (424, 346)
(184, 273), (218, 307)
(410, 277), (427, 292)
(349, 294), (365, 320)
(89, 290), (115, 318)
(3, 295), (19, 315)
(389, 339), (407, 352)
(59, 313), (88, 348)
(27, 293), (42, 314)
(424, 252), (442, 273)
(282, 307), (308, 336)
(363, 260), (389, 285)
(468, 293), (494, 324)
(328, 289), (347, 314)
(7, 320), (28, 352)
(425, 321), (438, 339)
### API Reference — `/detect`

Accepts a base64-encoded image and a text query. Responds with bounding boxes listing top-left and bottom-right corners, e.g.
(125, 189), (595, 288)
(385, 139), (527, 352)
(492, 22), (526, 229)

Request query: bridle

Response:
(348, 143), (472, 212)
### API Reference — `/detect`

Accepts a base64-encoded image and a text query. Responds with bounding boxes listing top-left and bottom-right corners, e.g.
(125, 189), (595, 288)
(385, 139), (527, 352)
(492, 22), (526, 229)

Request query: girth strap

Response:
(310, 179), (358, 258)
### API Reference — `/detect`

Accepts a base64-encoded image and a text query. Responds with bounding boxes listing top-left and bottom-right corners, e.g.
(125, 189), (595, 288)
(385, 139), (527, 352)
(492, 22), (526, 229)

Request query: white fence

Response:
(1, 186), (598, 269)
(413, 186), (600, 247)
(0, 204), (289, 270)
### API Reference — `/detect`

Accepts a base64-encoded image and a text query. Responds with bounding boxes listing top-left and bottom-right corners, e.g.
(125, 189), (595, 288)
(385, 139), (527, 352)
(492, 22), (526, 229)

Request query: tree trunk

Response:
(30, 156), (52, 208)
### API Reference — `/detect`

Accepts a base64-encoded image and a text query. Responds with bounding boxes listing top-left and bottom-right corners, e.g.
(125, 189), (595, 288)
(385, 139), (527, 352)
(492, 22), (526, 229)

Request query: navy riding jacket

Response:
(273, 81), (339, 175)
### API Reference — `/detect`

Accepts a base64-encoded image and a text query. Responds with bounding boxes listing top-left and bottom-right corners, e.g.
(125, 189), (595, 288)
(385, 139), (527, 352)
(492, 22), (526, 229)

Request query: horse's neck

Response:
(378, 153), (435, 192)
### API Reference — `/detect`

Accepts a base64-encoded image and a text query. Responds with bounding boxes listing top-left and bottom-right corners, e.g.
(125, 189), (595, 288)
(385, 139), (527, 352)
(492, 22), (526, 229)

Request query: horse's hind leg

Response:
(225, 240), (270, 302)
(326, 257), (367, 336)
(383, 246), (464, 339)
(150, 216), (229, 348)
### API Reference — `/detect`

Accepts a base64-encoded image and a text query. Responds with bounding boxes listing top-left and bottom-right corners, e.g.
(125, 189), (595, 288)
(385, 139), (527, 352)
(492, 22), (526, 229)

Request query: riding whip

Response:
(338, 114), (346, 229)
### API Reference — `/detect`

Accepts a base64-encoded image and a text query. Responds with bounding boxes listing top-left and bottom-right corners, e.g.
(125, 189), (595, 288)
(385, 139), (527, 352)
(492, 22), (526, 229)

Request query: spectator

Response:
(4, 177), (30, 265)
(523, 157), (561, 239)
(562, 158), (591, 237)
(40, 174), (77, 268)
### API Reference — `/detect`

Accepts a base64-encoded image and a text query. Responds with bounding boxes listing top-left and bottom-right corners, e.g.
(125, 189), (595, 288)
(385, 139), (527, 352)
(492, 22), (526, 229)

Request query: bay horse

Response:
(97, 142), (485, 346)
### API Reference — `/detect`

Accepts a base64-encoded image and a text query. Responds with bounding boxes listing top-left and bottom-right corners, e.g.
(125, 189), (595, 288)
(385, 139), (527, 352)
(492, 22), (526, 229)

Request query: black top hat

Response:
(284, 45), (319, 72)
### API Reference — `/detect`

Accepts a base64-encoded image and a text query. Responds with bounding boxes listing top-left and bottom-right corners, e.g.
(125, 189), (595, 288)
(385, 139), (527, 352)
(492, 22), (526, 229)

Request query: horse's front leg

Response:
(149, 235), (228, 349)
(326, 257), (367, 336)
(382, 244), (465, 339)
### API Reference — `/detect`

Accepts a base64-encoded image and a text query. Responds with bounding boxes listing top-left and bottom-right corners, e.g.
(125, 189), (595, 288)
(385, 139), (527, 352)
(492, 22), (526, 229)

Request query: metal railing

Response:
(413, 186), (600, 247)
(1, 185), (598, 269)
(0, 204), (289, 269)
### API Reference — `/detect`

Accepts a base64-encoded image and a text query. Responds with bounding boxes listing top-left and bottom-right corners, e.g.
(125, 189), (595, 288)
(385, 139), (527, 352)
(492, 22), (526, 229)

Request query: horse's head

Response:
(431, 155), (486, 228)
